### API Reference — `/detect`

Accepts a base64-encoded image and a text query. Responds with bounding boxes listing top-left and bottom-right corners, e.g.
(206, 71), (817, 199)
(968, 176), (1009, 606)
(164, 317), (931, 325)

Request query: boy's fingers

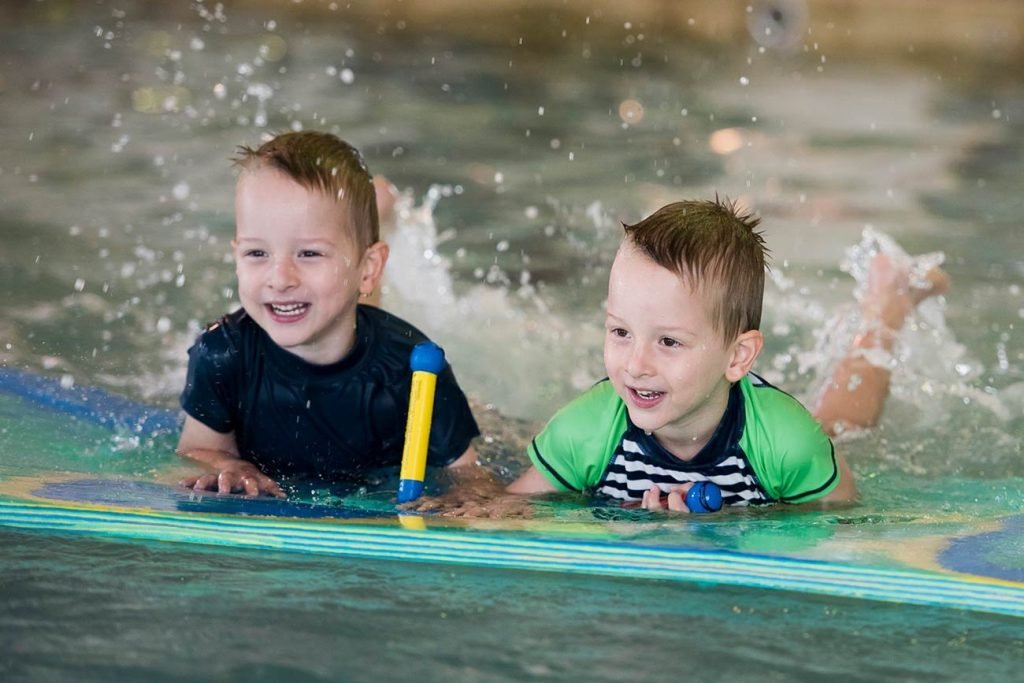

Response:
(263, 479), (286, 498)
(665, 490), (689, 513)
(404, 500), (430, 511)
(242, 476), (259, 497)
(642, 486), (662, 510)
(192, 474), (217, 491)
(217, 471), (240, 494)
(180, 470), (282, 498)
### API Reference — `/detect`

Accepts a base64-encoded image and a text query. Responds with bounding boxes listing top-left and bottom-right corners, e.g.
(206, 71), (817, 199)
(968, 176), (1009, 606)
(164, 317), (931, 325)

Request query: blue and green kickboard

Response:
(2, 368), (1024, 618)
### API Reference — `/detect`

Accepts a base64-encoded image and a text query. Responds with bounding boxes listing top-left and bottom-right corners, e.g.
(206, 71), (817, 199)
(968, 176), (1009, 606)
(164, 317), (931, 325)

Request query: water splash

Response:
(383, 186), (604, 421)
(801, 226), (1007, 427)
(840, 226), (945, 308)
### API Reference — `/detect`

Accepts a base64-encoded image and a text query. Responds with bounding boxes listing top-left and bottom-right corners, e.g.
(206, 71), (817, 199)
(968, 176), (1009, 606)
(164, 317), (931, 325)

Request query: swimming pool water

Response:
(2, 527), (1022, 683)
(2, 1), (1023, 679)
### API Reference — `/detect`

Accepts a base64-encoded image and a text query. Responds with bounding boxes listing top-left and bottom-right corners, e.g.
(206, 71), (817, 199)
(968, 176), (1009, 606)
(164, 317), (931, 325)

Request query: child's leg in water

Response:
(812, 253), (950, 437)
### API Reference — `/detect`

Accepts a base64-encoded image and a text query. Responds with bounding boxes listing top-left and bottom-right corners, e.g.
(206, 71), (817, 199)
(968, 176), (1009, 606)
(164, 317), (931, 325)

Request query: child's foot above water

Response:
(862, 251), (949, 331)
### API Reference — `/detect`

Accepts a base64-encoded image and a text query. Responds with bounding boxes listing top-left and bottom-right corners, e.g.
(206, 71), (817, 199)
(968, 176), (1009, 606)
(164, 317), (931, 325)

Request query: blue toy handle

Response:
(410, 341), (445, 374)
(686, 481), (723, 513)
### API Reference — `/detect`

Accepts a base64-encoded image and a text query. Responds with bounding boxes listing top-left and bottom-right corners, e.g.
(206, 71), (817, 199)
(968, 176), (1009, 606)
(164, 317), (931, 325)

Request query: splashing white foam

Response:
(382, 186), (603, 420)
(797, 226), (1007, 425)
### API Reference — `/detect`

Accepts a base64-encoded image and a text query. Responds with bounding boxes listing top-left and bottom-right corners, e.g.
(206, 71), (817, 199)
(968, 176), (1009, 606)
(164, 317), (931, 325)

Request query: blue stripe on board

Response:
(2, 500), (1023, 618)
(0, 368), (180, 435)
(34, 479), (383, 520)
(939, 515), (1024, 583)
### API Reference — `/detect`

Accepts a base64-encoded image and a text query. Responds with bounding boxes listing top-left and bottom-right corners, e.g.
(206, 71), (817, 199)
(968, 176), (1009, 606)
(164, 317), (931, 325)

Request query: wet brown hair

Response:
(622, 197), (768, 343)
(233, 131), (379, 251)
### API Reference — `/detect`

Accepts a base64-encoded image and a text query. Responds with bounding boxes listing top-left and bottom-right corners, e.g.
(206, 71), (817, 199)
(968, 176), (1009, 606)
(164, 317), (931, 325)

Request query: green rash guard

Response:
(527, 373), (839, 507)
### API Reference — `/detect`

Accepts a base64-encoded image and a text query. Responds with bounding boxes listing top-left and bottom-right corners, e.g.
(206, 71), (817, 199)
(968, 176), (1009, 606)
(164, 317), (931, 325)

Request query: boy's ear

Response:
(359, 241), (390, 297)
(725, 329), (764, 383)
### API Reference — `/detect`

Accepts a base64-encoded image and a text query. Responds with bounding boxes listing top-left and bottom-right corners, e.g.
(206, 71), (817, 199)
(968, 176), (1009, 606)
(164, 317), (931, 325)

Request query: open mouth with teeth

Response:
(266, 302), (310, 321)
(628, 387), (665, 407)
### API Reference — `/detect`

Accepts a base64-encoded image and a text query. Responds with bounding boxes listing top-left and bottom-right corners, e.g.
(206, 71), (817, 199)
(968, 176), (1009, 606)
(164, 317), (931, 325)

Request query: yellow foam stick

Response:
(397, 342), (444, 503)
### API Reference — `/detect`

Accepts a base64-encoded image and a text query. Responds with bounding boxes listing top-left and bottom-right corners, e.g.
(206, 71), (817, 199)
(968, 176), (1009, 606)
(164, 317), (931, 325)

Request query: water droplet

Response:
(618, 99), (644, 123)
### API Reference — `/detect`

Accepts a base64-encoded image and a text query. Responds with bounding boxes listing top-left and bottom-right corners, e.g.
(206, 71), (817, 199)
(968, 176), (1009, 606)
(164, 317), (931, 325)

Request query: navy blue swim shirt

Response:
(180, 305), (480, 480)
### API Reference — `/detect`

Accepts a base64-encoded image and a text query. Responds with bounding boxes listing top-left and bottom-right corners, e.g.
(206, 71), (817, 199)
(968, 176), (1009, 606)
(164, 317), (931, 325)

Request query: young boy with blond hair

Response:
(506, 199), (945, 511)
(177, 131), (480, 496)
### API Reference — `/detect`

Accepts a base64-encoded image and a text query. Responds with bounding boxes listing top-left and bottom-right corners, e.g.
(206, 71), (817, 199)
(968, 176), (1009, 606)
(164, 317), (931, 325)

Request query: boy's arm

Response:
(446, 445), (531, 495)
(811, 452), (857, 504)
(176, 415), (284, 498)
(443, 446), (505, 496)
(444, 446), (507, 497)
(412, 385), (608, 515)
(506, 465), (559, 495)
(445, 446), (481, 469)
(399, 446), (535, 517)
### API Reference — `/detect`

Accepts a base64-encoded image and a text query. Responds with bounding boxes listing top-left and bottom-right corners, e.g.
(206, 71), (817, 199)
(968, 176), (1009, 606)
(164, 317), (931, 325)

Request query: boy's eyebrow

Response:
(605, 310), (700, 338)
(654, 325), (699, 338)
(234, 236), (338, 247)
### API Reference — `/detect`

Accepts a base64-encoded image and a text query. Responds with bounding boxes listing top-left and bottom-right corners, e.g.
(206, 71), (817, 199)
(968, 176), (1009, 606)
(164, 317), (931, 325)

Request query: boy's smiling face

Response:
(233, 166), (383, 365)
(603, 242), (756, 458)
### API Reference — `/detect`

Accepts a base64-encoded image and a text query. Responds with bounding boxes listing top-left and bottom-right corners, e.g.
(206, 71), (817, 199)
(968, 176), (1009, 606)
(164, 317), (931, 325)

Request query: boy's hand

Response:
(181, 464), (285, 498)
(399, 460), (533, 518)
(399, 448), (533, 518)
(177, 417), (284, 498)
(400, 491), (533, 519)
(640, 483), (695, 513)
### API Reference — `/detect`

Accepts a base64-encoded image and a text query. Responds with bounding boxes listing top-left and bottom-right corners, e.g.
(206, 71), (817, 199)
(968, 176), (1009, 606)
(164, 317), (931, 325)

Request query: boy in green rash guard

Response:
(506, 198), (948, 511)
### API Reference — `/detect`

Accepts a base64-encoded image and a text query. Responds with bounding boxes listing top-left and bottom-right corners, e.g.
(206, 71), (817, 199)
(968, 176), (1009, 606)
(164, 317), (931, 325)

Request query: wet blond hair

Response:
(622, 198), (768, 343)
(233, 131), (379, 251)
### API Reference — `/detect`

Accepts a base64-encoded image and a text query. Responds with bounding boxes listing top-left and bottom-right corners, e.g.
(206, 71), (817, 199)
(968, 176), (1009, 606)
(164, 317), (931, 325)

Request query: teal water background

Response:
(2, 1), (1024, 680)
